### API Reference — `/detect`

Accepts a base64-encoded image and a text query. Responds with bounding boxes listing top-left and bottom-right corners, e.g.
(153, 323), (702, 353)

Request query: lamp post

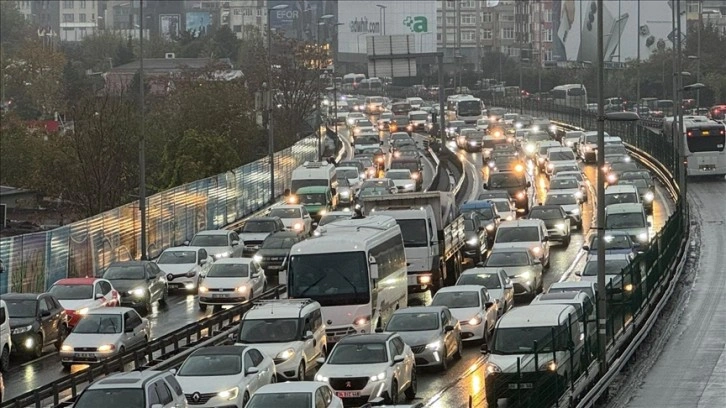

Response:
(266, 4), (288, 204)
(376, 4), (387, 35)
(519, 57), (530, 115)
(580, 61), (593, 128)
(138, 0), (147, 260)
(687, 55), (700, 109)
(315, 14), (335, 161)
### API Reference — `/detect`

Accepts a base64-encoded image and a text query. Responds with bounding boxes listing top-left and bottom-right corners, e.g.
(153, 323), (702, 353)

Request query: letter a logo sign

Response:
(403, 16), (428, 33)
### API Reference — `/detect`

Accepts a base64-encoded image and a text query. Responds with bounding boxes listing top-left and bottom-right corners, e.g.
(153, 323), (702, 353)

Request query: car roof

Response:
(194, 229), (230, 236)
(54, 277), (98, 285)
(248, 216), (282, 222)
(489, 247), (531, 255)
(584, 253), (633, 262)
(393, 306), (449, 315)
(213, 257), (254, 265)
(498, 219), (543, 228)
(497, 304), (576, 328)
(460, 267), (502, 275)
(252, 382), (325, 394)
(339, 333), (394, 344)
(436, 285), (484, 293)
(605, 185), (638, 193)
(86, 307), (136, 316)
(246, 299), (319, 319)
(274, 204), (305, 210)
(534, 292), (584, 302)
(2, 293), (41, 300)
(190, 345), (247, 356)
(605, 203), (645, 214)
(109, 260), (149, 267)
(163, 246), (205, 253)
(267, 231), (304, 239)
(89, 370), (169, 389)
(550, 281), (595, 290)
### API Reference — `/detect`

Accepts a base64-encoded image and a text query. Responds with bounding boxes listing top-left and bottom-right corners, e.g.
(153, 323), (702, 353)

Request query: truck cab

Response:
(294, 186), (337, 222)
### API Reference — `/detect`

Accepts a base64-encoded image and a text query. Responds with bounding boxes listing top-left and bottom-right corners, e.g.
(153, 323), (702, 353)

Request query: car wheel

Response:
(55, 324), (68, 351)
(297, 361), (306, 381)
(454, 336), (463, 360)
(564, 235), (571, 246)
(119, 346), (125, 354)
(198, 303), (207, 312)
(388, 379), (399, 404)
(0, 345), (10, 372)
(404, 369), (417, 400)
(242, 391), (250, 407)
(159, 286), (168, 305)
(439, 344), (449, 371)
(61, 362), (72, 370)
(30, 333), (43, 359)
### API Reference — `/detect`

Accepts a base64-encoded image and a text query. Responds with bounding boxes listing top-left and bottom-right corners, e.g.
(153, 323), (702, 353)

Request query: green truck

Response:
(295, 185), (337, 222)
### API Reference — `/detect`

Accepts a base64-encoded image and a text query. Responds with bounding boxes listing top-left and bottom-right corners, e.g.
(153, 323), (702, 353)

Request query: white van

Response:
(604, 203), (650, 249)
(290, 161), (338, 194)
(484, 304), (583, 406)
(0, 299), (10, 372)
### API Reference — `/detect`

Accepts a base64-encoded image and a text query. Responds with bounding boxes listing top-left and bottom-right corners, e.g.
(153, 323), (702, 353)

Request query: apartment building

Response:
(220, 0), (266, 40)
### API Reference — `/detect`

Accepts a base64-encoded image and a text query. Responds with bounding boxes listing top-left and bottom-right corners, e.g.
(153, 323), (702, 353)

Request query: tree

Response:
(164, 129), (241, 185)
(0, 2), (29, 54)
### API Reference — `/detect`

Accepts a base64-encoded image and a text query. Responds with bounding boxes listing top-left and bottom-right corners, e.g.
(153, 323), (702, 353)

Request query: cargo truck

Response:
(361, 191), (466, 294)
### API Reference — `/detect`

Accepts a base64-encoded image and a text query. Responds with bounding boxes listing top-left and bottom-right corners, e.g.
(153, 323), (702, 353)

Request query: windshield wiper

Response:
(297, 275), (326, 296)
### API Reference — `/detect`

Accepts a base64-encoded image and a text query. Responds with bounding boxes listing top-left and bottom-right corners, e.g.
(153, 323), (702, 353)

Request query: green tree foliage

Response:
(0, 1), (30, 54)
(164, 129), (241, 185)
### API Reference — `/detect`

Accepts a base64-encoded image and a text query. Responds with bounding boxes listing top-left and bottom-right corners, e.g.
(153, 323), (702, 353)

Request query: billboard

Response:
(552, 0), (686, 63)
(160, 14), (180, 40)
(269, 0), (325, 42)
(338, 0), (437, 54)
(186, 11), (212, 38)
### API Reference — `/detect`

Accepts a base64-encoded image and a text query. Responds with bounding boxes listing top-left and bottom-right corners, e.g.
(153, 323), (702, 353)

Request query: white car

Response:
(354, 119), (377, 136)
(336, 166), (364, 190)
(247, 382), (344, 408)
(47, 277), (121, 328)
(155, 246), (213, 293)
(576, 254), (633, 296)
(187, 229), (240, 259)
(315, 333), (417, 405)
(60, 308), (149, 368)
(552, 170), (588, 202)
(268, 204), (313, 235)
(488, 198), (516, 222)
(197, 258), (267, 311)
(456, 268), (515, 318)
(347, 112), (366, 127)
(544, 190), (583, 228)
(493, 219), (551, 268)
(385, 169), (417, 193)
(431, 285), (498, 343)
(175, 345), (276, 407)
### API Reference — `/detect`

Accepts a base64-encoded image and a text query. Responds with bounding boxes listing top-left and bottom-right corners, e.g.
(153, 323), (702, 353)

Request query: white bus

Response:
(663, 115), (726, 176)
(446, 95), (483, 124)
(284, 215), (408, 344)
(290, 161), (338, 193)
(551, 84), (587, 110)
(342, 73), (366, 91)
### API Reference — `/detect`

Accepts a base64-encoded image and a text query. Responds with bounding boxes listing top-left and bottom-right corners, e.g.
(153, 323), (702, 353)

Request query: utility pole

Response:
(636, 0), (641, 107)
(676, 0), (687, 213)
(438, 53), (446, 146)
(138, 0), (147, 260)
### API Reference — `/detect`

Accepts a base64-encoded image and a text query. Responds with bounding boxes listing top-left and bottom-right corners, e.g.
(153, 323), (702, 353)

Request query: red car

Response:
(47, 278), (120, 327)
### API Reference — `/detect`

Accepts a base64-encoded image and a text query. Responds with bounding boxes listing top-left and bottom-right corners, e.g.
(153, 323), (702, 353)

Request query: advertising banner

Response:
(186, 11), (213, 38)
(338, 0), (437, 54)
(160, 14), (180, 40)
(552, 0), (686, 63)
(269, 0), (321, 42)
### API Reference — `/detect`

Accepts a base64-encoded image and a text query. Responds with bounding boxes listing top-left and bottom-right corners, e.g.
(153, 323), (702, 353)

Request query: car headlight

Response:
(566, 141), (574, 147)
(275, 348), (296, 362)
(514, 164), (524, 172)
(538, 157), (545, 164)
(638, 232), (648, 242)
(516, 191), (526, 200)
(486, 223), (495, 231)
(426, 340), (442, 351)
(218, 387), (239, 401)
(575, 191), (583, 199)
(555, 223), (566, 231)
(130, 287), (146, 297)
(570, 208), (580, 215)
(531, 246), (542, 255)
(540, 360), (557, 372)
(486, 363), (501, 375)
(12, 325), (32, 335)
(417, 275), (432, 285)
(467, 314), (482, 326)
(411, 173), (419, 180)
(488, 161), (496, 168)
(198, 286), (208, 293)
(547, 163), (554, 170)
(644, 191), (654, 202)
(236, 285), (248, 293)
(506, 215), (514, 221)
(319, 209), (328, 216)
(354, 315), (371, 326)
(78, 307), (89, 315)
(253, 254), (262, 263)
(315, 374), (329, 382)
(549, 125), (557, 133)
(525, 144), (536, 154)
(348, 119), (355, 125)
(97, 344), (116, 352)
(370, 371), (387, 381)
(607, 174), (617, 183)
(293, 222), (304, 231)
(467, 237), (479, 246)
(517, 270), (533, 281)
(61, 344), (73, 352)
(214, 252), (230, 259)
(585, 146), (592, 152)
(623, 283), (634, 292)
(515, 123), (523, 129)
(532, 125), (540, 132)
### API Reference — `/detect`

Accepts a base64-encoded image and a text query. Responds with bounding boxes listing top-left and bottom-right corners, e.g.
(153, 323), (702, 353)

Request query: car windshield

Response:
(478, 192), (509, 200)
(269, 208), (302, 219)
(486, 251), (530, 267)
(620, 179), (649, 189)
(539, 145), (557, 155)
(410, 113), (428, 120)
(589, 234), (633, 250)
(492, 201), (510, 213)
(177, 353), (242, 376)
(103, 265), (145, 280)
(74, 389), (145, 408)
(5, 299), (37, 318)
(493, 327), (568, 354)
(238, 318), (299, 343)
(73, 314), (123, 334)
(557, 172), (583, 182)
(604, 145), (627, 156)
(262, 236), (297, 249)
(604, 193), (639, 206)
(546, 193), (578, 205)
(620, 171), (650, 181)
(337, 169), (359, 179)
(248, 393), (312, 408)
(495, 227), (540, 243)
(432, 291), (480, 308)
(190, 234), (228, 246)
(300, 193), (327, 205)
(549, 151), (575, 161)
(207, 263), (249, 278)
(288, 252), (371, 306)
(387, 312), (439, 331)
(529, 207), (563, 220)
(243, 221), (277, 232)
(328, 343), (388, 364)
(157, 251), (196, 264)
(397, 219), (429, 247)
(606, 213), (645, 228)
(390, 161), (419, 172)
(582, 260), (630, 276)
(360, 186), (390, 196)
(463, 219), (477, 231)
(458, 273), (502, 289)
(489, 173), (525, 189)
(386, 171), (411, 180)
(550, 179), (579, 189)
(462, 207), (494, 220)
(49, 284), (93, 300)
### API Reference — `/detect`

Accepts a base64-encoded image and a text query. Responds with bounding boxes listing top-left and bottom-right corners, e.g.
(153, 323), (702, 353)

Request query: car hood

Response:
(10, 317), (36, 329)
(109, 279), (147, 293)
(157, 263), (196, 275)
(239, 233), (271, 243)
(448, 307), (482, 322)
(392, 179), (415, 187)
(201, 277), (250, 290)
(236, 341), (303, 359)
(487, 288), (505, 302)
(203, 246), (233, 256)
(396, 330), (441, 347)
(176, 374), (242, 394)
(280, 218), (304, 228)
(318, 362), (391, 378)
(479, 265), (532, 278)
(59, 299), (96, 312)
(493, 242), (539, 252)
(256, 248), (290, 257)
(65, 332), (122, 348)
(539, 218), (567, 229)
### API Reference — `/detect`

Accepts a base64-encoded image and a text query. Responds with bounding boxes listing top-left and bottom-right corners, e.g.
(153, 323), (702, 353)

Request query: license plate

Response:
(76, 353), (95, 358)
(508, 383), (533, 390)
(267, 265), (280, 270)
(212, 293), (228, 298)
(407, 275), (419, 286)
(335, 391), (360, 398)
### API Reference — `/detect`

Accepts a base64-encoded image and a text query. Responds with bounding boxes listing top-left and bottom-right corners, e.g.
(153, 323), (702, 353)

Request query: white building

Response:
(220, 0), (266, 40)
(58, 0), (101, 42)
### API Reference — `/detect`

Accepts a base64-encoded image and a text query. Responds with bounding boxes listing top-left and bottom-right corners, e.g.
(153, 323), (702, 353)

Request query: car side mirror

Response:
(316, 357), (326, 365)
(312, 222), (319, 228)
(304, 330), (314, 340)
(480, 344), (490, 354)
(444, 325), (454, 332)
(95, 293), (104, 300)
(183, 240), (190, 246)
(505, 282), (513, 289)
(199, 258), (208, 265)
(575, 270), (582, 277)
(169, 368), (177, 375)
(533, 259), (542, 265)
(375, 327), (384, 333)
(647, 221), (652, 227)
(527, 181), (532, 188)
(231, 240), (239, 246)
(370, 263), (379, 280)
(482, 183), (488, 189)
(41, 310), (51, 317)
(582, 245), (590, 251)
(485, 301), (494, 309)
(246, 366), (259, 376)
(393, 355), (405, 365)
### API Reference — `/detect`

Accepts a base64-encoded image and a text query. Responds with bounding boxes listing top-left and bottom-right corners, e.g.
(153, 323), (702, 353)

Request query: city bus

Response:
(551, 84), (588, 110)
(284, 215), (407, 344)
(663, 115), (726, 177)
(446, 95), (484, 124)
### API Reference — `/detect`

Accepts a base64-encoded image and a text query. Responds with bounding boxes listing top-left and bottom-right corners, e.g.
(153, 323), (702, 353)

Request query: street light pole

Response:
(267, 4), (288, 203)
(138, 0), (147, 260)
(376, 5), (387, 36)
(595, 0), (608, 378)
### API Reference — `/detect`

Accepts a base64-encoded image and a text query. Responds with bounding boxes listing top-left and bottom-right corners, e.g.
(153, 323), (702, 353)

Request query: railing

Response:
(0, 136), (318, 295)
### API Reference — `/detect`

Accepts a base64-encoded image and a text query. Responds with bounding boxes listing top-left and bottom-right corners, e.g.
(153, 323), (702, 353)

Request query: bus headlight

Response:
(644, 191), (654, 202)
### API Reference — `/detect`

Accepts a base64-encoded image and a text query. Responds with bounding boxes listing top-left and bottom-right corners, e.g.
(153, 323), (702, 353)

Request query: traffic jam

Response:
(0, 90), (669, 408)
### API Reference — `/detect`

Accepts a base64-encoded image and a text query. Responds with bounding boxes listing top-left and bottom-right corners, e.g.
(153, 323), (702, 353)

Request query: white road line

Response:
(559, 249), (587, 282)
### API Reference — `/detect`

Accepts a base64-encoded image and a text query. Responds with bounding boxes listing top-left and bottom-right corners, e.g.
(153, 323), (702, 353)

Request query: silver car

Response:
(60, 307), (149, 369)
(479, 247), (543, 297)
(382, 306), (462, 371)
(456, 268), (515, 318)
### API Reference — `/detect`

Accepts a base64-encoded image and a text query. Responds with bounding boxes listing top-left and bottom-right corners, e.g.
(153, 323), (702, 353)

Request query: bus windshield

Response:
(292, 179), (328, 192)
(288, 252), (370, 306)
(458, 100), (481, 116)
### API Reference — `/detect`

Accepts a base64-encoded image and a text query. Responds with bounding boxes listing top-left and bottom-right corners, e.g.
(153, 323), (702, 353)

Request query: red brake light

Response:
(687, 131), (693, 137)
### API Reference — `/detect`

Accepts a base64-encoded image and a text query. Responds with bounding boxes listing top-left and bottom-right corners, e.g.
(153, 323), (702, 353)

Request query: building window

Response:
(461, 0), (475, 8)
(233, 8), (242, 15)
(545, 50), (553, 61)
(461, 15), (475, 25)
(501, 13), (515, 22)
(461, 30), (475, 41)
(79, 0), (86, 8)
(79, 13), (86, 22)
(446, 16), (455, 26)
(63, 1), (74, 9)
(501, 27), (514, 40)
(437, 33), (442, 41)
(482, 12), (492, 23)
(63, 13), (74, 23)
(482, 29), (492, 40)
(233, 24), (242, 32)
(543, 28), (552, 42)
(545, 8), (553, 23)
